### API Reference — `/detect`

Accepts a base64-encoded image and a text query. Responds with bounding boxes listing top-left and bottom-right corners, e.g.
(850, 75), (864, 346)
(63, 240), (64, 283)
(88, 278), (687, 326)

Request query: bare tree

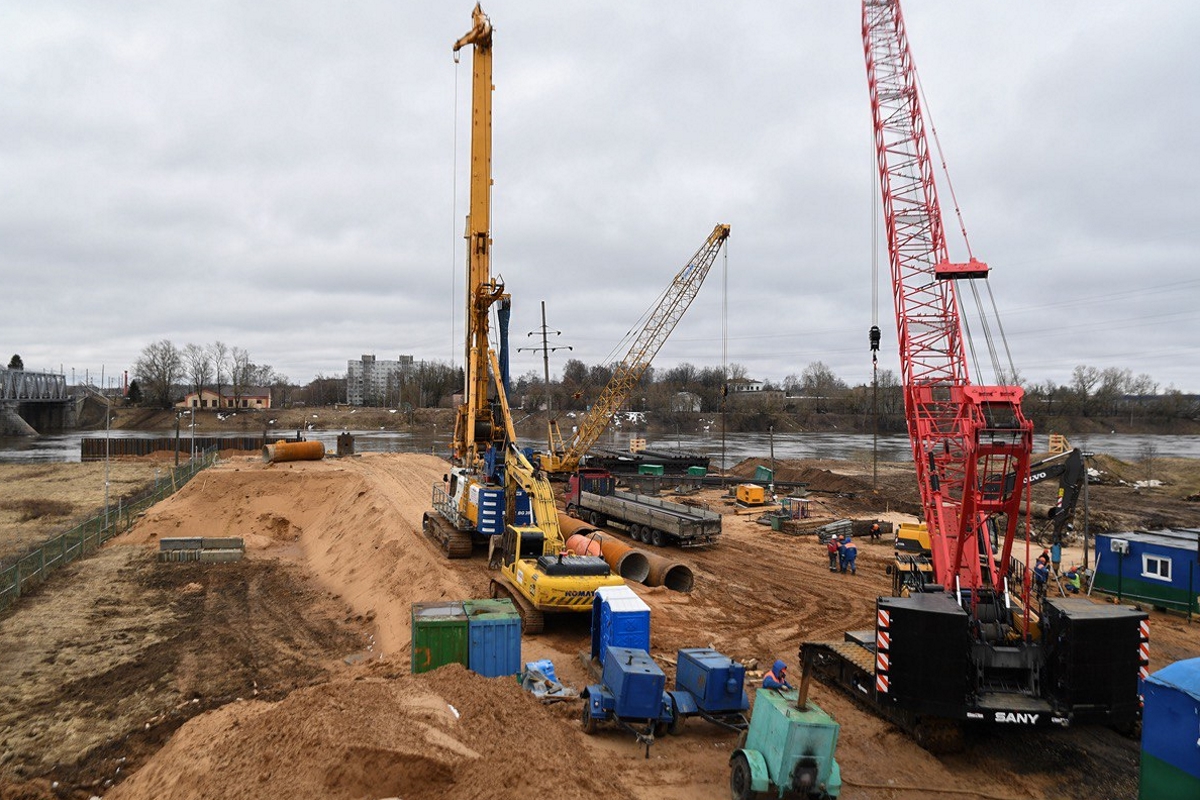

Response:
(230, 347), (252, 407)
(183, 343), (213, 405)
(1070, 365), (1100, 399)
(209, 341), (229, 404)
(133, 339), (182, 409)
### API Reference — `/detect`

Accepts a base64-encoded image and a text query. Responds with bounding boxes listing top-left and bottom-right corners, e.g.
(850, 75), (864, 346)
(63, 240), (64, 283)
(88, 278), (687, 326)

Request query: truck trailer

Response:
(565, 469), (721, 548)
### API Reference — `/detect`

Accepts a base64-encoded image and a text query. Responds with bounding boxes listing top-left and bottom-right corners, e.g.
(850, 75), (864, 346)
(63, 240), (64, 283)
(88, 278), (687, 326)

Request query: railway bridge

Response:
(1, 368), (75, 435)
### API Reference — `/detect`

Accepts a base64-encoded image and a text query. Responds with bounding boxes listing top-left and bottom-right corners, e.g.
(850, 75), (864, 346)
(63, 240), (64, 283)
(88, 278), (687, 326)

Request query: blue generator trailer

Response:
(582, 645), (675, 757)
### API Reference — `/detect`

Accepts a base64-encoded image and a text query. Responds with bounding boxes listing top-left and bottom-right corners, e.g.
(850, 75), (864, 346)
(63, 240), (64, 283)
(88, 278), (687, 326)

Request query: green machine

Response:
(729, 677), (841, 800)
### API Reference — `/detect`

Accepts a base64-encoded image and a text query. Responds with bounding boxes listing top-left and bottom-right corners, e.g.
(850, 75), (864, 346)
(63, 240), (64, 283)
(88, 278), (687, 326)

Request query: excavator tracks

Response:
(423, 512), (474, 559)
(489, 578), (544, 635)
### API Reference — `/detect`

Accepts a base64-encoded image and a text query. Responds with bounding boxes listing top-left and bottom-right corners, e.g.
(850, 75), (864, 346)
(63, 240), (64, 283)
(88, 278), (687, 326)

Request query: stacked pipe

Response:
(558, 512), (694, 593)
(262, 440), (326, 463)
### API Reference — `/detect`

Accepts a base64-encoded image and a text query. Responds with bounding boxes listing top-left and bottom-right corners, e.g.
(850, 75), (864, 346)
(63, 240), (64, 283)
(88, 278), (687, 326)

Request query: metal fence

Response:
(0, 450), (219, 615)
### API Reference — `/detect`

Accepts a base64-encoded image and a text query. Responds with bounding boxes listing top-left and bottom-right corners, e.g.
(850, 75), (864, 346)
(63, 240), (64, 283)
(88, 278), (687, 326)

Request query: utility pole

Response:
(518, 299), (571, 423)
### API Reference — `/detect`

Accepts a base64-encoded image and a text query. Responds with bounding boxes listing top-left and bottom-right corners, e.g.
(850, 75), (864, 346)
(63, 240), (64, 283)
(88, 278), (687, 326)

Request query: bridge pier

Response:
(1, 367), (75, 435)
(1, 401), (38, 436)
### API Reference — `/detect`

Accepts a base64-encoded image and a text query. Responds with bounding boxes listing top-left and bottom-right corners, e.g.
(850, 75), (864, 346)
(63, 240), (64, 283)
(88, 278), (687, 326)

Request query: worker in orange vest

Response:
(762, 659), (794, 691)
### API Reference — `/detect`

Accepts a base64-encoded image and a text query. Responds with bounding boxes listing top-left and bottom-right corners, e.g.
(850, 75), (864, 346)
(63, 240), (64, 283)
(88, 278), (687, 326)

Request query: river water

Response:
(2, 429), (1199, 465)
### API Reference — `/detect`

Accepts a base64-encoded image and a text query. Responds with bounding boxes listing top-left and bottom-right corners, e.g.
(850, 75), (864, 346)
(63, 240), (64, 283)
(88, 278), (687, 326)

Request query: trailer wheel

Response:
(588, 511), (601, 527)
(581, 698), (598, 735)
(650, 529), (667, 547)
(629, 524), (643, 542)
(730, 752), (755, 800)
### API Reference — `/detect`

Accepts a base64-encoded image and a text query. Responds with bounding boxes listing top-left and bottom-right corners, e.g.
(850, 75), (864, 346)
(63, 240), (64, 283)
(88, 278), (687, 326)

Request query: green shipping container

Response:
(687, 466), (707, 477)
(638, 464), (665, 476)
(754, 465), (774, 482)
(411, 601), (468, 674)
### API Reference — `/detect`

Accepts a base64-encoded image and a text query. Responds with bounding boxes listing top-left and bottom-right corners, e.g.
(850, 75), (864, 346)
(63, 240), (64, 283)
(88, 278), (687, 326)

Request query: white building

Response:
(346, 354), (413, 406)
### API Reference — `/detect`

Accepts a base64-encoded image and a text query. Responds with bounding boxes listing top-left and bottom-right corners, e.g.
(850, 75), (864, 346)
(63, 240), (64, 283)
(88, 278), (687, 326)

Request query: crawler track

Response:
(422, 512), (474, 559)
(489, 578), (544, 635)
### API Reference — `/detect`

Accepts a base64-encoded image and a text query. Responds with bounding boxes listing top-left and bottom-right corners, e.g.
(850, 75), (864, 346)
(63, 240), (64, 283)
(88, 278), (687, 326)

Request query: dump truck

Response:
(565, 468), (721, 548)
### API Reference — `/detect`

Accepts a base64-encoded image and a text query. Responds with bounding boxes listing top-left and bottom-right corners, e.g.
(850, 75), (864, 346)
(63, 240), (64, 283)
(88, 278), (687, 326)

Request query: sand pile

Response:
(107, 662), (632, 800)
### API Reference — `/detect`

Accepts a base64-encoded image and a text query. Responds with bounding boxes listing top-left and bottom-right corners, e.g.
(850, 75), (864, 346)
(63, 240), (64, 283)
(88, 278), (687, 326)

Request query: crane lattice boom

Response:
(864, 0), (1033, 597)
(541, 224), (730, 474)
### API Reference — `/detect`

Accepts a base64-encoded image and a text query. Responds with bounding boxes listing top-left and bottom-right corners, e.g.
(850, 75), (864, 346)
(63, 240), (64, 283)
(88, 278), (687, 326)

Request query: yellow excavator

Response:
(422, 5), (622, 632)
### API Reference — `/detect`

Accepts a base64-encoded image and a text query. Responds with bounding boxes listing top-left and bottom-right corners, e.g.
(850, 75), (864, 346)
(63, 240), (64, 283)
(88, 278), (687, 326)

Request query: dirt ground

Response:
(0, 462), (165, 563)
(0, 452), (1198, 800)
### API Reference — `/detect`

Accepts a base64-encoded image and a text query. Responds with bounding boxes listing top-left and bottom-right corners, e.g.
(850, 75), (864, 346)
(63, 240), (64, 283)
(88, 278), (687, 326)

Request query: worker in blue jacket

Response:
(762, 659), (794, 690)
(839, 535), (858, 575)
(1033, 557), (1050, 597)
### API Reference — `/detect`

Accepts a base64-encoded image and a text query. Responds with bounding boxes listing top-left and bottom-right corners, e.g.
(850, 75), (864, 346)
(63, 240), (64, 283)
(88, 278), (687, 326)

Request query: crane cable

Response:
(449, 52), (461, 371)
(915, 70), (1020, 388)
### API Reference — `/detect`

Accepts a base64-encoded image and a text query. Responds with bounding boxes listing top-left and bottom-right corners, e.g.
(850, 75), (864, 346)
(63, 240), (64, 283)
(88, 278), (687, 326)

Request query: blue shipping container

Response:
(591, 585), (651, 663)
(463, 598), (521, 678)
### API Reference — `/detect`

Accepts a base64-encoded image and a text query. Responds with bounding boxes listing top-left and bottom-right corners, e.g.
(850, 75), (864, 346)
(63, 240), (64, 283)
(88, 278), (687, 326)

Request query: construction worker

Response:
(1065, 566), (1082, 594)
(762, 659), (794, 691)
(1033, 556), (1050, 598)
(870, 520), (882, 541)
(840, 535), (858, 575)
(826, 534), (840, 572)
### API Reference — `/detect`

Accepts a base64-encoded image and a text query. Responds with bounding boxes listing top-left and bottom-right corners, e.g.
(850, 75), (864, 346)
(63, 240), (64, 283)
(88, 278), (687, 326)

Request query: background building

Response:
(347, 354), (414, 406)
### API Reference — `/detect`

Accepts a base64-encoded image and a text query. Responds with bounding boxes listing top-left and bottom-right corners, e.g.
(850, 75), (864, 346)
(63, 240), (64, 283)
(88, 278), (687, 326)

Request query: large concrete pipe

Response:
(262, 440), (326, 464)
(641, 551), (695, 593)
(558, 513), (651, 582)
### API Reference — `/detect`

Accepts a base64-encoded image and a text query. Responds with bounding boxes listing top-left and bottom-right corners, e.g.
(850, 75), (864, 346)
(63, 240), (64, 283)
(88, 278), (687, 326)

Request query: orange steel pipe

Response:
(557, 514), (651, 582)
(558, 513), (598, 539)
(641, 551), (695, 593)
(565, 533), (603, 557)
(262, 440), (326, 463)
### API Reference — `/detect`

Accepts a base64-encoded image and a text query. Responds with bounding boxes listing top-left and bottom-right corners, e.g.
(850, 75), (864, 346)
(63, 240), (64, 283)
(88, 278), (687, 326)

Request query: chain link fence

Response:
(0, 450), (219, 614)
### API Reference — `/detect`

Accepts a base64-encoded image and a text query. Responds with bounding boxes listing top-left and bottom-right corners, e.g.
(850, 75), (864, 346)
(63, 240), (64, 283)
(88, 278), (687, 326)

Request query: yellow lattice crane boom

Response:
(540, 223), (730, 475)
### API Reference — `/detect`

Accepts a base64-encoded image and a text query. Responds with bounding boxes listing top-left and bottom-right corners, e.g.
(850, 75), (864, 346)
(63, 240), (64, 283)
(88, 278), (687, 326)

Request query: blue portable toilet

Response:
(590, 585), (650, 664)
(1141, 657), (1200, 799)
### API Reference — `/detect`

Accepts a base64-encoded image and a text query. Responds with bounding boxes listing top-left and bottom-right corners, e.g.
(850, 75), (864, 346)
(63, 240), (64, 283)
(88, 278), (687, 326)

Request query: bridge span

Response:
(1, 368), (75, 435)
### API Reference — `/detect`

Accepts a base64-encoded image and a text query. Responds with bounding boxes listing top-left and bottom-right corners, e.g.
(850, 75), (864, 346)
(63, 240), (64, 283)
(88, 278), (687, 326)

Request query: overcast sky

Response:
(3, 2), (1198, 395)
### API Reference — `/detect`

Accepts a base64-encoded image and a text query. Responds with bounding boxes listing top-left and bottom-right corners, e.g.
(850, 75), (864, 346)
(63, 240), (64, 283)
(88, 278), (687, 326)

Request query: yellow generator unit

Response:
(736, 483), (766, 506)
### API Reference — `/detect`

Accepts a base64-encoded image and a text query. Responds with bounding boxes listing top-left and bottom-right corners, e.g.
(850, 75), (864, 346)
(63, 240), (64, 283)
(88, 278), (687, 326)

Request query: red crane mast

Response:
(863, 0), (1033, 603)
